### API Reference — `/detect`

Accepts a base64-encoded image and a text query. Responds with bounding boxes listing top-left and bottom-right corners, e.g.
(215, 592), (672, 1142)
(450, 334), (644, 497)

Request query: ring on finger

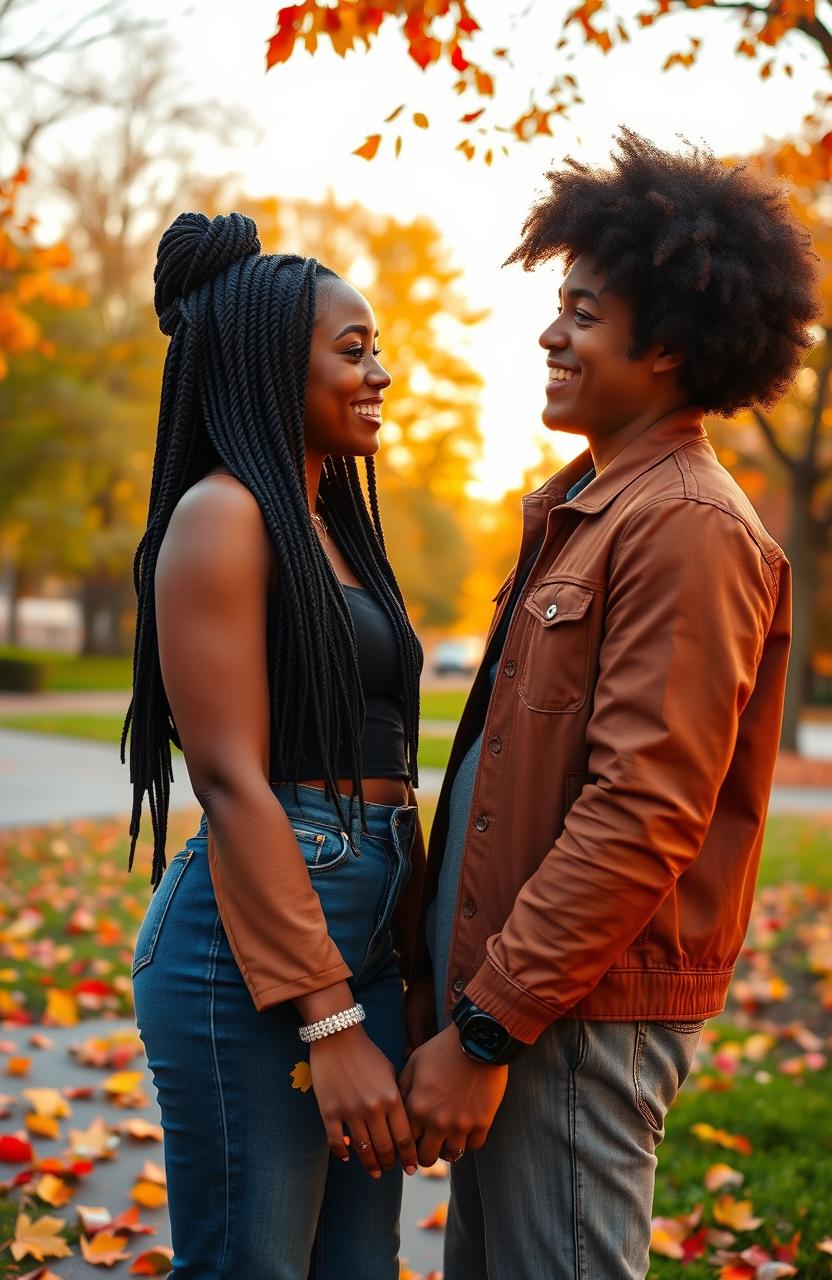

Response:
(355, 1140), (371, 1154)
(443, 1146), (465, 1163)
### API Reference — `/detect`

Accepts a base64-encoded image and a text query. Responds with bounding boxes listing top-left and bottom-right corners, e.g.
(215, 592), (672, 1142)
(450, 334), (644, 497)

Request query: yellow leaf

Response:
(139, 1159), (166, 1185)
(385, 104), (405, 123)
(650, 1216), (687, 1259)
(23, 1088), (72, 1119)
(116, 1118), (164, 1141)
(353, 134), (381, 161)
(44, 989), (78, 1028)
(69, 1117), (120, 1161)
(413, 112), (429, 128)
(103, 1071), (144, 1096)
(26, 1112), (60, 1139)
(80, 1231), (132, 1265)
(10, 1212), (73, 1262)
(131, 1179), (168, 1209)
(36, 1173), (75, 1207)
(712, 1195), (764, 1231)
(290, 1061), (313, 1093)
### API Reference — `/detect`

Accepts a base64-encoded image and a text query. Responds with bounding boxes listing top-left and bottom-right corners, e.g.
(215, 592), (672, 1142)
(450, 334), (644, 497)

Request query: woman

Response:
(126, 211), (426, 1279)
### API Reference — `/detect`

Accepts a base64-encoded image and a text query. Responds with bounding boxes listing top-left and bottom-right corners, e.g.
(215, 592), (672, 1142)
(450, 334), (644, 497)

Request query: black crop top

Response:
(270, 584), (410, 784)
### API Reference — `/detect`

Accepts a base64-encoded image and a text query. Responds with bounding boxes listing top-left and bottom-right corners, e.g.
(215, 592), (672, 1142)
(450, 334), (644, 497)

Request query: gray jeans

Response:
(444, 1017), (702, 1280)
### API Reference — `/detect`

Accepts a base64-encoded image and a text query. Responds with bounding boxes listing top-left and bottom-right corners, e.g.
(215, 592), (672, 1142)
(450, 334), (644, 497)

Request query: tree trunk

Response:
(80, 573), (133, 656)
(780, 473), (816, 751)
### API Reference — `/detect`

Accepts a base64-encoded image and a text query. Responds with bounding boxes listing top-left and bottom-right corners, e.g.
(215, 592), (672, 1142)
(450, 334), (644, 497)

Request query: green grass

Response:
(420, 689), (468, 721)
(0, 646), (132, 691)
(757, 814), (832, 889)
(0, 713), (128, 744)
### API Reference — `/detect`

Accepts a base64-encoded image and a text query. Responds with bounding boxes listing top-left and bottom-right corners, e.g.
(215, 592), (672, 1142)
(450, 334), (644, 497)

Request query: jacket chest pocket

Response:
(519, 580), (596, 713)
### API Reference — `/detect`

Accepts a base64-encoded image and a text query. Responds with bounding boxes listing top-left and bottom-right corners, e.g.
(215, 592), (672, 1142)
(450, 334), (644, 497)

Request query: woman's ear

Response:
(652, 345), (684, 374)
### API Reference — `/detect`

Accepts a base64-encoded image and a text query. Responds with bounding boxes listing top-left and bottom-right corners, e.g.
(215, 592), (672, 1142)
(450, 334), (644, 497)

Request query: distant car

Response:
(432, 637), (484, 677)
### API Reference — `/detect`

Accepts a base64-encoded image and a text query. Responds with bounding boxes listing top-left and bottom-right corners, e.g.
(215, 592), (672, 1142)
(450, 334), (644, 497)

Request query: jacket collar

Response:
(524, 406), (707, 516)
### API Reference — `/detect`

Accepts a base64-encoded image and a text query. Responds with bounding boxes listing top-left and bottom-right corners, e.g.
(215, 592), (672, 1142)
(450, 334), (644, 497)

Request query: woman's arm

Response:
(155, 474), (351, 1007)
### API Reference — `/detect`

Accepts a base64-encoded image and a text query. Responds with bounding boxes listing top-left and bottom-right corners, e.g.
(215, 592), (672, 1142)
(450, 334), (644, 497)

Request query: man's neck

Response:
(586, 401), (690, 475)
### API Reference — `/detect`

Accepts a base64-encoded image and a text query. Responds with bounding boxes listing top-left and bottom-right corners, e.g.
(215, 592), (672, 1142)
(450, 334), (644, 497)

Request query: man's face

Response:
(538, 256), (666, 441)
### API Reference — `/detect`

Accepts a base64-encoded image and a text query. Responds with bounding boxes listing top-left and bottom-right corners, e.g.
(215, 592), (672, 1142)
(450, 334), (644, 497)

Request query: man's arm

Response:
(466, 497), (782, 1042)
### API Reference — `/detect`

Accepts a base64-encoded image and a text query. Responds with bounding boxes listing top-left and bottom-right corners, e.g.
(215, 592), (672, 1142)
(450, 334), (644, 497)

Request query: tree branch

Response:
(752, 408), (800, 474)
(806, 358), (832, 468)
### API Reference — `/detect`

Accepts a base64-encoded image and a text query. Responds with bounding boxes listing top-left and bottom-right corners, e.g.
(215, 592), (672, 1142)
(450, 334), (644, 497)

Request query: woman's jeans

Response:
(132, 784), (416, 1280)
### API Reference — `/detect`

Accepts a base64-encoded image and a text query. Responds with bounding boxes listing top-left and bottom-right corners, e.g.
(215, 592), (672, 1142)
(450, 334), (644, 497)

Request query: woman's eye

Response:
(344, 345), (364, 358)
(372, 348), (382, 358)
(575, 309), (596, 324)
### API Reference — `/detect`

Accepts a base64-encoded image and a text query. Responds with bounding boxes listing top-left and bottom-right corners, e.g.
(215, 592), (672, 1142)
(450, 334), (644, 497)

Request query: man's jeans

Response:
(444, 1017), (702, 1280)
(132, 785), (416, 1280)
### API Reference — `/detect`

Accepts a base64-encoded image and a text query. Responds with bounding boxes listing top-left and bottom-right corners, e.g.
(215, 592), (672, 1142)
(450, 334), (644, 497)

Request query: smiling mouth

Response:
(352, 402), (383, 421)
(547, 367), (579, 389)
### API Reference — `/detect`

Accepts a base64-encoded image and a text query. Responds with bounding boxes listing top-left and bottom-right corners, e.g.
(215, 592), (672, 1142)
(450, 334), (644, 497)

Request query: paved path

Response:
(0, 1018), (446, 1278)
(0, 728), (446, 828)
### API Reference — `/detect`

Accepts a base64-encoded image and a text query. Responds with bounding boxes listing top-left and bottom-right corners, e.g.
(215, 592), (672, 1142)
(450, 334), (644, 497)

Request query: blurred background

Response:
(2, 2), (832, 1277)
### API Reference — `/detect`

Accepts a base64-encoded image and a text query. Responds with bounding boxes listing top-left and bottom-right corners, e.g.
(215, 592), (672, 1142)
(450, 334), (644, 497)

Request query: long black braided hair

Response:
(122, 211), (422, 888)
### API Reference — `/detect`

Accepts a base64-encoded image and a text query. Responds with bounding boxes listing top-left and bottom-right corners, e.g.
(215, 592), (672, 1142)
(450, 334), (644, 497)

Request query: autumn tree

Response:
(242, 191), (485, 627)
(265, 0), (832, 163)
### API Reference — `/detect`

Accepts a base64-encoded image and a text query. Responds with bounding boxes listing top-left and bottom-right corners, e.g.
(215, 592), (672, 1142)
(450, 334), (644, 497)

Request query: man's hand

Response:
(399, 1024), (508, 1167)
(404, 979), (437, 1058)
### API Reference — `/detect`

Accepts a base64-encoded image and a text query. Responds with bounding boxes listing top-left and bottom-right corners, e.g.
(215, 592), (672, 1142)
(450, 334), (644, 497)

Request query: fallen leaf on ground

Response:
(818, 1237), (832, 1254)
(7, 1056), (31, 1077)
(44, 988), (78, 1027)
(650, 1217), (687, 1259)
(418, 1203), (448, 1230)
(116, 1118), (164, 1141)
(131, 1180), (167, 1209)
(76, 1205), (113, 1235)
(712, 1196), (764, 1231)
(139, 1159), (166, 1185)
(10, 1213), (73, 1262)
(69, 1117), (120, 1161)
(129, 1246), (174, 1273)
(25, 1113), (60, 1139)
(102, 1071), (144, 1096)
(0, 1132), (34, 1162)
(79, 1231), (131, 1265)
(28, 1034), (55, 1050)
(690, 1123), (752, 1155)
(107, 1206), (156, 1237)
(705, 1163), (745, 1192)
(35, 1173), (75, 1206)
(419, 1160), (448, 1178)
(23, 1088), (72, 1119)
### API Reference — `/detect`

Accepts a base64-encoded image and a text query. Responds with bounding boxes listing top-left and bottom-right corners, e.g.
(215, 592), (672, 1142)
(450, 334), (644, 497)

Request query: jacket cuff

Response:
(465, 955), (561, 1044)
(251, 961), (353, 1012)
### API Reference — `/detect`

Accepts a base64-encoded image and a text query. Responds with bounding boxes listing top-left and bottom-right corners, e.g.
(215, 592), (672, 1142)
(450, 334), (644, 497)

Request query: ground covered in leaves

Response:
(0, 812), (830, 1277)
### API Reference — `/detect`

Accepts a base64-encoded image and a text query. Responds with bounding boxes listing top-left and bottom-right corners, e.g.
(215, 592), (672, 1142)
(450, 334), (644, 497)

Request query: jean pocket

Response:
(292, 821), (351, 874)
(131, 851), (193, 977)
(633, 1020), (702, 1136)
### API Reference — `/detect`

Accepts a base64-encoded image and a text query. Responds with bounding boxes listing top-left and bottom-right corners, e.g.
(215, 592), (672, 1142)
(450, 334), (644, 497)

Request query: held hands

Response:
(399, 1024), (508, 1167)
(309, 1024), (419, 1179)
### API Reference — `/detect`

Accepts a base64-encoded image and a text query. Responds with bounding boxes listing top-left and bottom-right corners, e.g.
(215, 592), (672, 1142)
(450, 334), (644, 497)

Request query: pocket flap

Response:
(524, 581), (593, 628)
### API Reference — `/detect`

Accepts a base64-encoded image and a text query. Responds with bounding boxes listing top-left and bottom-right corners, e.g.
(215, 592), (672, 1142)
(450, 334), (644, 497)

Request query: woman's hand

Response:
(309, 1024), (419, 1179)
(404, 979), (437, 1058)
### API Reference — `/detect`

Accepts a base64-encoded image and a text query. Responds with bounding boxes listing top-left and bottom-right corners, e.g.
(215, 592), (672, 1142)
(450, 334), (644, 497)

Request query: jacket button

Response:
(488, 735), (502, 755)
(474, 815), (489, 832)
(462, 899), (477, 918)
(546, 603), (558, 619)
(504, 660), (517, 678)
(452, 976), (465, 995)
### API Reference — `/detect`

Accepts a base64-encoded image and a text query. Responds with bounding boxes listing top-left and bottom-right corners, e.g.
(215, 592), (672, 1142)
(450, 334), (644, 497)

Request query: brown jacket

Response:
(417, 409), (791, 1042)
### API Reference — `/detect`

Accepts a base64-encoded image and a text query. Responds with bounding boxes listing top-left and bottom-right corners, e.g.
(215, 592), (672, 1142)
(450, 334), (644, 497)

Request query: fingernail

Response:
(370, 1169), (381, 1179)
(405, 1164), (417, 1176)
(341, 1155), (350, 1163)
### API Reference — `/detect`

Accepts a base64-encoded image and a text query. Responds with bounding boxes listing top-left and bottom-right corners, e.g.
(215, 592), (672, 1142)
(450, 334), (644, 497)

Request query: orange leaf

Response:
(79, 1231), (131, 1265)
(139, 1160), (166, 1185)
(44, 989), (78, 1028)
(116, 1119), (164, 1142)
(103, 1071), (144, 1097)
(353, 135), (381, 161)
(712, 1195), (764, 1231)
(23, 1089), (72, 1120)
(413, 112), (429, 128)
(130, 1247), (174, 1274)
(35, 1174), (74, 1207)
(26, 1113), (60, 1140)
(7, 1056), (31, 1077)
(418, 1202), (448, 1229)
(419, 1160), (448, 1179)
(108, 1206), (155, 1237)
(10, 1213), (72, 1262)
(76, 1206), (113, 1236)
(290, 1061), (313, 1093)
(704, 1163), (744, 1192)
(131, 1180), (167, 1209)
(384, 104), (405, 123)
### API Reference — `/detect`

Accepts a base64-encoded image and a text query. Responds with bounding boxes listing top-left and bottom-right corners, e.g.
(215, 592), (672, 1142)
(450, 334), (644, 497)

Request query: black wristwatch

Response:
(452, 995), (525, 1065)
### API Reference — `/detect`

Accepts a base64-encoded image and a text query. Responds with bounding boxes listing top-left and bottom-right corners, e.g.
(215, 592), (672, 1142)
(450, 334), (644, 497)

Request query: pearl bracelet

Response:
(298, 1003), (366, 1043)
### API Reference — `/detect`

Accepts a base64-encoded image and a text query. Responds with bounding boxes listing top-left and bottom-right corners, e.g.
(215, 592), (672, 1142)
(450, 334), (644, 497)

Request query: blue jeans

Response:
(132, 785), (416, 1280)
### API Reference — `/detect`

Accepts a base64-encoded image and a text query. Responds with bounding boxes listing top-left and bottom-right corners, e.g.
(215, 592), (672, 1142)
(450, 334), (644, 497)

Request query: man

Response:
(400, 129), (820, 1279)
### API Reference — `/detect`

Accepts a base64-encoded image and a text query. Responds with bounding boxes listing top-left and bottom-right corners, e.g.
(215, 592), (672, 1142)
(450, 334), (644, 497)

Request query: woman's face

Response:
(304, 277), (391, 461)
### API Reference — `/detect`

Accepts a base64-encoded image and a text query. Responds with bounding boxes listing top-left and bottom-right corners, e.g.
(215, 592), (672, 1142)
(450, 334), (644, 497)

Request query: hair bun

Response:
(154, 211), (261, 335)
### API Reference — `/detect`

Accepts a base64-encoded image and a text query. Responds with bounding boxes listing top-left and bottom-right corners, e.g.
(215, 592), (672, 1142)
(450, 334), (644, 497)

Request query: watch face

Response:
(465, 1013), (511, 1059)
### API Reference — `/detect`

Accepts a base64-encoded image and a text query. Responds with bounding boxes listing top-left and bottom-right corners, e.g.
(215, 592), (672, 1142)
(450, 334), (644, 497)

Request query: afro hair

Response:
(506, 128), (822, 415)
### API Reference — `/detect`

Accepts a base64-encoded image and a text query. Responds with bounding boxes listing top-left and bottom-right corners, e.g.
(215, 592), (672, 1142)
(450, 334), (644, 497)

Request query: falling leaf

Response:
(290, 1061), (313, 1093)
(131, 1180), (168, 1209)
(705, 1163), (745, 1192)
(35, 1174), (75, 1207)
(79, 1232), (131, 1265)
(353, 134), (381, 161)
(384, 104), (405, 123)
(413, 112), (429, 128)
(10, 1213), (73, 1262)
(418, 1202), (448, 1230)
(712, 1195), (764, 1231)
(129, 1247), (174, 1274)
